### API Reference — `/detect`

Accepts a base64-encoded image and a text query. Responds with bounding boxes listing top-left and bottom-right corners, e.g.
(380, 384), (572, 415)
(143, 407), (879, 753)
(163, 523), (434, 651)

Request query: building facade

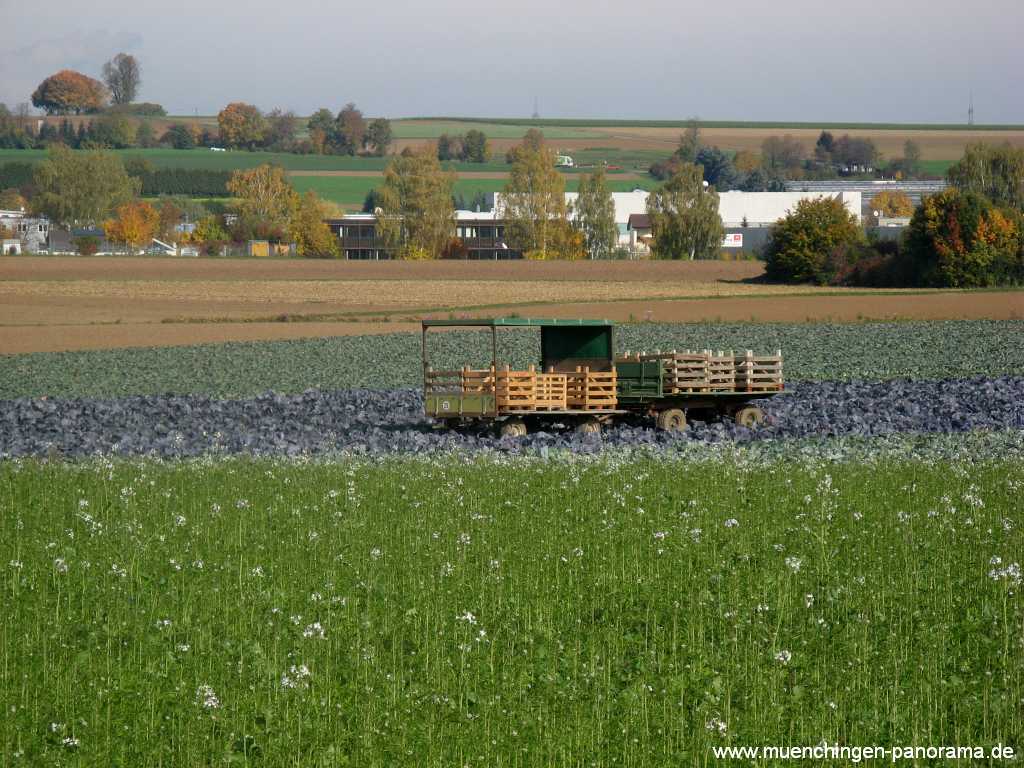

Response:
(325, 211), (520, 260)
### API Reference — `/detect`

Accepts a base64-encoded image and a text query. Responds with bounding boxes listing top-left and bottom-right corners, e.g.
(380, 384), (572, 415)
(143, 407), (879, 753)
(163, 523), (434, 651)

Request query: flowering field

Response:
(2, 440), (1022, 765)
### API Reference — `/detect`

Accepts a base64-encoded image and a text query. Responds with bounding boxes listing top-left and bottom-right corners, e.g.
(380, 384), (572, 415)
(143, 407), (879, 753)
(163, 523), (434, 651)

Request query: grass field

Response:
(2, 447), (1021, 765)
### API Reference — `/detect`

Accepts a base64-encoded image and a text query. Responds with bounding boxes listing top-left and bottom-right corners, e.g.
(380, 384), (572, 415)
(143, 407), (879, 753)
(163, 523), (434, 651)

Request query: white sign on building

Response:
(722, 233), (743, 248)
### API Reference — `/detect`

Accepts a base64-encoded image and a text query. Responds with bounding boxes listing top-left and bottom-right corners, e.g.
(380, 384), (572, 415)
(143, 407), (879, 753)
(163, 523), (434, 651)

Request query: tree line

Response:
(650, 119), (928, 190)
(765, 143), (1024, 288)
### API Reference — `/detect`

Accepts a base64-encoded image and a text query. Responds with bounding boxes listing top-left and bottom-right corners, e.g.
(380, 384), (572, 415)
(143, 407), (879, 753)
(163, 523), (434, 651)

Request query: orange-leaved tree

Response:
(31, 70), (108, 115)
(217, 102), (267, 149)
(104, 200), (160, 252)
(871, 190), (914, 217)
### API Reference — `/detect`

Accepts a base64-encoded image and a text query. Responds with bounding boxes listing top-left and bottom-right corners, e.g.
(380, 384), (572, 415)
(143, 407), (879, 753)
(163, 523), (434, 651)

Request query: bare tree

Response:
(102, 53), (141, 105)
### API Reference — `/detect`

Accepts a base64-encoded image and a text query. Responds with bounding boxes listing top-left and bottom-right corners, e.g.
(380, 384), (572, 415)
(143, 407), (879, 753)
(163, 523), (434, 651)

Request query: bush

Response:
(0, 162), (36, 191)
(905, 188), (1022, 287)
(132, 168), (232, 197)
(105, 102), (167, 116)
(73, 235), (100, 255)
(765, 197), (864, 283)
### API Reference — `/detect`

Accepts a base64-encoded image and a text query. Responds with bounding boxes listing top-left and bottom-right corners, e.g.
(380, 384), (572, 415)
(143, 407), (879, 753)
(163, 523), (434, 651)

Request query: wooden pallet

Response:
(534, 372), (568, 411)
(567, 366), (618, 410)
(496, 365), (536, 412)
(734, 350), (784, 392)
(621, 348), (781, 394)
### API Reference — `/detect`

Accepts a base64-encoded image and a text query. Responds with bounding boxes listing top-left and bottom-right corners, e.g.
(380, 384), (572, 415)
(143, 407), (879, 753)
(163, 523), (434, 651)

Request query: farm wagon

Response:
(422, 318), (783, 436)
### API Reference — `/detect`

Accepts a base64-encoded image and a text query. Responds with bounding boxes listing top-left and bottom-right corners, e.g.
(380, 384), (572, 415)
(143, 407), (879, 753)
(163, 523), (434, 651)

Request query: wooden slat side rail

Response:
(621, 348), (782, 394)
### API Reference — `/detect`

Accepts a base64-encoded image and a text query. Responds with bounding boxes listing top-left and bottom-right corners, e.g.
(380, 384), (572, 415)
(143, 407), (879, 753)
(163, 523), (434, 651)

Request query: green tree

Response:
(765, 196), (863, 283)
(902, 140), (922, 177)
(364, 118), (393, 157)
(462, 129), (490, 163)
(500, 136), (568, 257)
(437, 133), (461, 162)
(377, 150), (456, 259)
(677, 118), (701, 163)
(646, 164), (724, 260)
(573, 168), (617, 259)
(32, 145), (139, 226)
(264, 109), (298, 151)
(906, 188), (1022, 287)
(289, 191), (340, 258)
(307, 108), (336, 154)
(947, 143), (1024, 211)
(86, 113), (138, 148)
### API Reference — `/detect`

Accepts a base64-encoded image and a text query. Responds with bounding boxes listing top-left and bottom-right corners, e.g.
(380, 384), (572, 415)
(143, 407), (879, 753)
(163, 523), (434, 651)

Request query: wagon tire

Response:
(656, 408), (687, 432)
(499, 418), (528, 438)
(576, 417), (602, 435)
(734, 406), (765, 428)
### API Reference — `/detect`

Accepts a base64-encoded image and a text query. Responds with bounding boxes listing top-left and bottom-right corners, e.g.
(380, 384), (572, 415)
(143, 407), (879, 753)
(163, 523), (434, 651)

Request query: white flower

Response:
(774, 650), (792, 665)
(176, 643), (191, 652)
(784, 556), (802, 573)
(8, 560), (22, 570)
(755, 603), (770, 614)
(78, 499), (89, 509)
(53, 558), (69, 574)
(804, 593), (815, 609)
(62, 736), (80, 749)
(250, 565), (265, 578)
(280, 664), (311, 689)
(723, 518), (739, 528)
(196, 684), (220, 709)
(457, 532), (471, 546)
(111, 563), (127, 578)
(456, 611), (477, 625)
(173, 515), (187, 527)
(302, 622), (326, 639)
(705, 717), (728, 735)
(369, 547), (382, 560)
(653, 530), (668, 540)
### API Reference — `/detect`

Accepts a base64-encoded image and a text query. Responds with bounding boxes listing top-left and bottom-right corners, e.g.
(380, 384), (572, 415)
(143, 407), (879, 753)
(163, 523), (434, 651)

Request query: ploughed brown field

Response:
(1, 257), (1021, 354)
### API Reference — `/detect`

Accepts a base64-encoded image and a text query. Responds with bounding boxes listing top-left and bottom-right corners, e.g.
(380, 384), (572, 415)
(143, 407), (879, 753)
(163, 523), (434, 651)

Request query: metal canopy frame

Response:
(421, 317), (615, 374)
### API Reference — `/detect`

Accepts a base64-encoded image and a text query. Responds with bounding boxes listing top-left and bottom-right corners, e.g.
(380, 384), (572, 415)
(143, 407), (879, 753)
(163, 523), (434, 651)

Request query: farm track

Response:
(2, 378), (1021, 458)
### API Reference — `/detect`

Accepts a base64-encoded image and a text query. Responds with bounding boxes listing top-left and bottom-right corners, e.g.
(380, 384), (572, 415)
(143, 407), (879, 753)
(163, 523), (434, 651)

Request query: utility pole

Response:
(968, 91), (974, 126)
(532, 96), (539, 120)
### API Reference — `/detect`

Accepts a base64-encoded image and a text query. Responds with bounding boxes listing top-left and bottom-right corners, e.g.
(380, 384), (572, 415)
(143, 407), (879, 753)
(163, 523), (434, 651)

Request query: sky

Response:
(2, 0), (1023, 123)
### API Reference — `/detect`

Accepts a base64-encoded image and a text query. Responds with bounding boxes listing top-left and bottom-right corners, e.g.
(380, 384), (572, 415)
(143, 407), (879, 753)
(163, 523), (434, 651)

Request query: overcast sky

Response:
(2, 0), (1022, 123)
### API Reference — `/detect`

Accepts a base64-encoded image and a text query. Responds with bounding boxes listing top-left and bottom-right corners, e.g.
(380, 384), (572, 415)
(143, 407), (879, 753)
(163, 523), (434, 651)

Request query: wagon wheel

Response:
(734, 406), (765, 428)
(499, 418), (528, 438)
(576, 417), (602, 435)
(656, 408), (687, 432)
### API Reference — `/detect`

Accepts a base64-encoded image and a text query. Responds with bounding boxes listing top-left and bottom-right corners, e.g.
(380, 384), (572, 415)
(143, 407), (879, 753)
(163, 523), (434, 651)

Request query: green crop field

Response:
(2, 443), (1022, 765)
(2, 320), (1022, 400)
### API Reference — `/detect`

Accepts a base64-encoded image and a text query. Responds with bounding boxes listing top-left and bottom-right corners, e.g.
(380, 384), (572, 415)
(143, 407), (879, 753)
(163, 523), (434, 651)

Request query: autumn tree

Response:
(264, 109), (298, 151)
(500, 135), (569, 258)
(765, 196), (863, 283)
(646, 164), (724, 260)
(906, 188), (1022, 287)
(86, 112), (137, 148)
(364, 118), (393, 157)
(733, 150), (761, 174)
(377, 150), (456, 259)
(217, 103), (267, 149)
(33, 146), (139, 226)
(289, 191), (340, 258)
(102, 53), (141, 105)
(226, 164), (298, 232)
(901, 140), (922, 177)
(760, 135), (806, 174)
(336, 103), (366, 156)
(506, 129), (545, 164)
(573, 168), (617, 259)
(871, 190), (914, 217)
(947, 143), (1024, 211)
(31, 70), (107, 115)
(104, 200), (160, 252)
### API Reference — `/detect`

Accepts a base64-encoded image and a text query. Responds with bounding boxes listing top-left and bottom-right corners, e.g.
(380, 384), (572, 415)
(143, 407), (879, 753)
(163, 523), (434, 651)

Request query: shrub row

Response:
(134, 168), (231, 197)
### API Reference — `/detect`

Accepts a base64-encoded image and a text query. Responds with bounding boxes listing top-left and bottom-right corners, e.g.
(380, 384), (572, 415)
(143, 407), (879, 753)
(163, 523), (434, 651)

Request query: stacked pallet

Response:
(566, 366), (618, 410)
(618, 349), (782, 393)
(495, 366), (536, 411)
(735, 350), (784, 392)
(534, 372), (569, 411)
